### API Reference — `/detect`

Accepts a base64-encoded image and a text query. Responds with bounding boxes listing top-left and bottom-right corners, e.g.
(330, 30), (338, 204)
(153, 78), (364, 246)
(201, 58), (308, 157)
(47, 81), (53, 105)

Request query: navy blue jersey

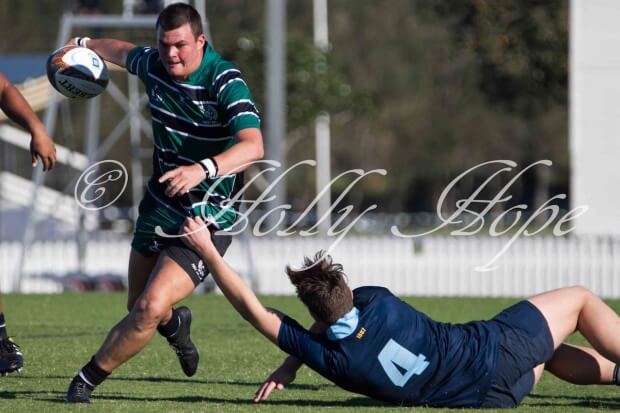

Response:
(277, 287), (501, 407)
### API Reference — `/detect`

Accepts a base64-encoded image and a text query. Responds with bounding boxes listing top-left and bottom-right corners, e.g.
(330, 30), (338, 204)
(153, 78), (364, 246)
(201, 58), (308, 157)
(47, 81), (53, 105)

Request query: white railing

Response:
(1, 235), (619, 297)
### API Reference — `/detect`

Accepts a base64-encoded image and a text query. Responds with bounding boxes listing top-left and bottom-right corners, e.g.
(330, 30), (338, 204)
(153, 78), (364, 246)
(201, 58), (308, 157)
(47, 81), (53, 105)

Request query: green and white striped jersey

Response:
(126, 44), (261, 229)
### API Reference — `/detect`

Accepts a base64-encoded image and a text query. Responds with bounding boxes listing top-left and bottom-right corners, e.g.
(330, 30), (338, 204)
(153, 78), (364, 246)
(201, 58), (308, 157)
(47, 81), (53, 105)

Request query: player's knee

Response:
(567, 285), (595, 300)
(133, 296), (169, 329)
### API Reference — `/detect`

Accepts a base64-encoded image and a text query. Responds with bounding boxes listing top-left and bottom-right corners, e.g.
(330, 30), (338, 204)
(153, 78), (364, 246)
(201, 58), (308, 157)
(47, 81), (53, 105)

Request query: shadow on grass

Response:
(20, 329), (110, 340)
(40, 393), (391, 407)
(0, 389), (65, 402)
(10, 385), (387, 407)
(30, 391), (620, 409)
(8, 388), (620, 409)
(12, 377), (620, 409)
(108, 376), (332, 391)
(527, 393), (620, 410)
(40, 375), (330, 391)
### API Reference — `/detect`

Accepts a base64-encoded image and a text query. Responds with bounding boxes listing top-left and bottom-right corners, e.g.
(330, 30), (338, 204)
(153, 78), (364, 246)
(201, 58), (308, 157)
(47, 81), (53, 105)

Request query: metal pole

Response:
(129, 74), (143, 220)
(265, 0), (287, 231)
(313, 0), (329, 49)
(193, 0), (213, 45)
(123, 0), (136, 17)
(315, 112), (331, 231)
(313, 0), (331, 233)
(77, 96), (101, 276)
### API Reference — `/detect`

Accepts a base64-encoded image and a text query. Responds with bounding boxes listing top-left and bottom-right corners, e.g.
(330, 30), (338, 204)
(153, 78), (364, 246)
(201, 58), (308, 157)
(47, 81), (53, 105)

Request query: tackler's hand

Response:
(180, 216), (215, 256)
(254, 363), (297, 402)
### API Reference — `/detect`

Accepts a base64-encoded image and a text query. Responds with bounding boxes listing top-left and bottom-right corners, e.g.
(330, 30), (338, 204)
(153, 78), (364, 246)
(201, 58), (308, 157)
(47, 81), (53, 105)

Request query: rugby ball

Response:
(46, 45), (109, 98)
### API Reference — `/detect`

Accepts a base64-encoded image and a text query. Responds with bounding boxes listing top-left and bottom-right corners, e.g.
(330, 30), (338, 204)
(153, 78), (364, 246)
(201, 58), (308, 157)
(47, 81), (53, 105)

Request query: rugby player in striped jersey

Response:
(66, 3), (263, 403)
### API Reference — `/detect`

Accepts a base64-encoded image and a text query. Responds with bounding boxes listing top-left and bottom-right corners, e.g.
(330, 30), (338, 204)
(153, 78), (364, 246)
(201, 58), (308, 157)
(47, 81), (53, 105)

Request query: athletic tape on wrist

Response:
(200, 158), (218, 179)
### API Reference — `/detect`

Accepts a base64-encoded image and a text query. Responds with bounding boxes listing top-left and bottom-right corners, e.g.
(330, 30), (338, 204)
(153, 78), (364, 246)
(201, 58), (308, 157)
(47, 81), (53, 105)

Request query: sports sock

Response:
(614, 365), (620, 385)
(0, 313), (7, 339)
(157, 308), (181, 340)
(78, 356), (110, 388)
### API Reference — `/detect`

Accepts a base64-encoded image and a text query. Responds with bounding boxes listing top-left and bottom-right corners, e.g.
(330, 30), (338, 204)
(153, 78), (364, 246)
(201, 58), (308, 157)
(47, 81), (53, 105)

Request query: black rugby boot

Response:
(0, 337), (23, 375)
(167, 306), (199, 377)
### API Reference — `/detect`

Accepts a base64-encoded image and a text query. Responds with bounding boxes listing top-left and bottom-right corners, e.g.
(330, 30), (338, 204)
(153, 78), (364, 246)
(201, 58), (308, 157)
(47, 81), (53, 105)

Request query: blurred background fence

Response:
(2, 235), (619, 297)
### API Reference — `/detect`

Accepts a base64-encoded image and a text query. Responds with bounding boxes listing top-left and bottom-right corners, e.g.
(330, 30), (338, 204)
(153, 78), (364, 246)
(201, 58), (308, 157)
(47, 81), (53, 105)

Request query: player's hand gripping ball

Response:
(46, 45), (109, 98)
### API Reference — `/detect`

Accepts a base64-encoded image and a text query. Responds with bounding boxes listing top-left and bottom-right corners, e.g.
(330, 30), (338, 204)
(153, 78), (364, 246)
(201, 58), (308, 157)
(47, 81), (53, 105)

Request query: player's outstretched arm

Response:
(0, 73), (56, 170)
(68, 37), (136, 68)
(181, 216), (283, 344)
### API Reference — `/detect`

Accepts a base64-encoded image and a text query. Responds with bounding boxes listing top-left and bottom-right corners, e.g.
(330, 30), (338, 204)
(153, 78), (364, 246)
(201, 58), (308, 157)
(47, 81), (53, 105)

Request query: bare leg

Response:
(528, 286), (620, 363)
(126, 248), (159, 311)
(86, 249), (161, 373)
(533, 364), (545, 385)
(545, 343), (615, 384)
(94, 255), (195, 372)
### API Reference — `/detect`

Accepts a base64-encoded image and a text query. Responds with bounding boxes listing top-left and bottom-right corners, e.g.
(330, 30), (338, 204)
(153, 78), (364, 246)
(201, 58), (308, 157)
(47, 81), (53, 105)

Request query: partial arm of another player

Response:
(0, 73), (56, 170)
(180, 216), (281, 344)
(159, 127), (264, 197)
(68, 37), (135, 68)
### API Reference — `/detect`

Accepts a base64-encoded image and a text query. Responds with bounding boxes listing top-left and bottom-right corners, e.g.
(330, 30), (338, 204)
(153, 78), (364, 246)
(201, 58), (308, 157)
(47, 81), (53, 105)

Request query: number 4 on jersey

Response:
(378, 339), (429, 387)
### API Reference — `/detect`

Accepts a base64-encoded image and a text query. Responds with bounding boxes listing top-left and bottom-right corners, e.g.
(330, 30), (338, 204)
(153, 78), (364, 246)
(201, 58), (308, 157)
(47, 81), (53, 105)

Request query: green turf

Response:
(0, 293), (618, 412)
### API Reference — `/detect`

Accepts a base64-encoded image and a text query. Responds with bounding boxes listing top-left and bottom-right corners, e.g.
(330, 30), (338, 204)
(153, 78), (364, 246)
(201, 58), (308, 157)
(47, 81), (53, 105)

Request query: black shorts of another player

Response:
(136, 231), (231, 287)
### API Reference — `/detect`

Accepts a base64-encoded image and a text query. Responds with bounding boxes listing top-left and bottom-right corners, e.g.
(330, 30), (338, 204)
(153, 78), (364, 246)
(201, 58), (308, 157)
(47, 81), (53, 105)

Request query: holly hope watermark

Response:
(74, 160), (128, 211)
(155, 159), (387, 261)
(390, 160), (589, 271)
(74, 158), (588, 271)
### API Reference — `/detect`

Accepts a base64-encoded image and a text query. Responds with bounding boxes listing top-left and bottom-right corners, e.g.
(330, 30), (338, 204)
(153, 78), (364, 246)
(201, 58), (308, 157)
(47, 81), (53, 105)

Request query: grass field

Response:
(0, 293), (618, 412)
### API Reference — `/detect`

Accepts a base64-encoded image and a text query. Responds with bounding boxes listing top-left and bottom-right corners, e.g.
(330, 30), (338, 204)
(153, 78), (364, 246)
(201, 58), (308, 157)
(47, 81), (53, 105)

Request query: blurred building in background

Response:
(571, 0), (620, 236)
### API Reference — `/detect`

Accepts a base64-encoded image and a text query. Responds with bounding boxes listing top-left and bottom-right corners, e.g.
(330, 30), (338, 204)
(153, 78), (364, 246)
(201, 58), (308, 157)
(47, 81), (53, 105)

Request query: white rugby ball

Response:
(46, 45), (109, 98)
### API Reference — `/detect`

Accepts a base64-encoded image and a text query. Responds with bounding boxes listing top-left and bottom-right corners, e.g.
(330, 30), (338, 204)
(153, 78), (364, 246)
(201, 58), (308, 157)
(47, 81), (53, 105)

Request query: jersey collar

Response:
(326, 307), (359, 341)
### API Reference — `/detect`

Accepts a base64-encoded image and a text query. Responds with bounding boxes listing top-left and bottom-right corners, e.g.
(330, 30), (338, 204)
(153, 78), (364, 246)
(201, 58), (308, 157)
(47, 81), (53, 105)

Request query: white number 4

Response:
(377, 339), (429, 387)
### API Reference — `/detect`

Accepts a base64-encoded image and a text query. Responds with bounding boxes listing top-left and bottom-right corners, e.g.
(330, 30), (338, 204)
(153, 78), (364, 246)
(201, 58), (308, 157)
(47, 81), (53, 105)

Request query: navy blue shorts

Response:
(481, 300), (555, 408)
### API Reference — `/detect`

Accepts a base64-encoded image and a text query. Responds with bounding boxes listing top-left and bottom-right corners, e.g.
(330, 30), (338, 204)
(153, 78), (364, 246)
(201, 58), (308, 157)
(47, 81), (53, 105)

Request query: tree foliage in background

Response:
(219, 32), (371, 133)
(433, 0), (567, 117)
(431, 0), (569, 209)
